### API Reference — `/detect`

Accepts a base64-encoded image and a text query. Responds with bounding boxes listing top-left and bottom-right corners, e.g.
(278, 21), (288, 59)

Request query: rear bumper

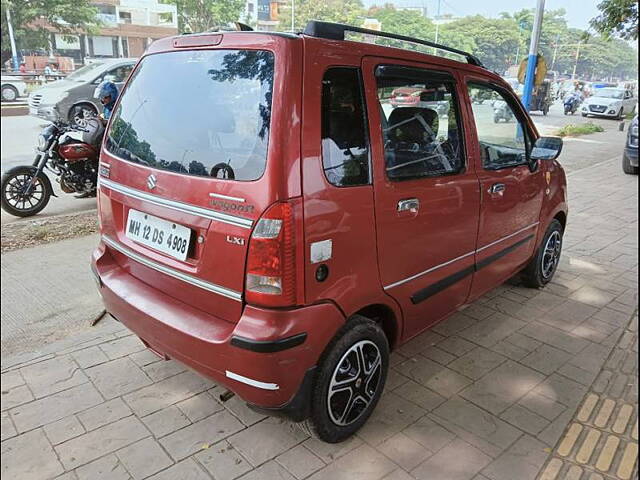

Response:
(91, 240), (345, 417)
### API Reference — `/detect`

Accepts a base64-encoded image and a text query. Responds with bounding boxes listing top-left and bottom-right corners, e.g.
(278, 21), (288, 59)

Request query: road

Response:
(0, 100), (632, 223)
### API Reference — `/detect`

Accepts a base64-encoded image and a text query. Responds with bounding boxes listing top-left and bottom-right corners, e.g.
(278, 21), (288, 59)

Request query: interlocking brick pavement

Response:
(1, 157), (637, 480)
(537, 312), (638, 480)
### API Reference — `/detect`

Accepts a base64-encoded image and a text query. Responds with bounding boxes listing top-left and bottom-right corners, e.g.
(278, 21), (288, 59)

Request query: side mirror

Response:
(530, 136), (563, 161)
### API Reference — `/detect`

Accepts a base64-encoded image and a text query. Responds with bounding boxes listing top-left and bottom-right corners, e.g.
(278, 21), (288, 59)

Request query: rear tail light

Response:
(245, 202), (296, 307)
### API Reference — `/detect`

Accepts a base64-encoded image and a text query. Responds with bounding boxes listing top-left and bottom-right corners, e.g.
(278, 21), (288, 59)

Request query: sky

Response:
(362, 0), (601, 30)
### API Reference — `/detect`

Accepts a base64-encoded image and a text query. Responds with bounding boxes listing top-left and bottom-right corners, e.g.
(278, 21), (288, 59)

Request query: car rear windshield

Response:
(105, 49), (274, 181)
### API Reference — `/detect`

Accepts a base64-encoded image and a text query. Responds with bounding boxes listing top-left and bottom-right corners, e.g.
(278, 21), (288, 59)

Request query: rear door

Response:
(362, 58), (481, 341)
(463, 80), (544, 299)
(98, 39), (302, 323)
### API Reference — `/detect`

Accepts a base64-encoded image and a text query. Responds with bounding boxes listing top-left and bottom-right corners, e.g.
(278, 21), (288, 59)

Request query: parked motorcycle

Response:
(1, 120), (103, 217)
(563, 93), (582, 115)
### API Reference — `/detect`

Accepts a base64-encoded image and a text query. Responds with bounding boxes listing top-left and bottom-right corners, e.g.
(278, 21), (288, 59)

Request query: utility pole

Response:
(514, 20), (526, 66)
(521, 0), (545, 111)
(433, 0), (441, 52)
(571, 41), (582, 79)
(550, 32), (560, 71)
(291, 0), (295, 32)
(5, 3), (19, 71)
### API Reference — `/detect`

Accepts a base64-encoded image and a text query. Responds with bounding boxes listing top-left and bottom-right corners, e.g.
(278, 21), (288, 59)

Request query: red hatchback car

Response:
(92, 21), (567, 443)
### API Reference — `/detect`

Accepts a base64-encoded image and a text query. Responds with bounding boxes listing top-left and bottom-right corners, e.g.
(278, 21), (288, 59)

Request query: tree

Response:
(278, 0), (364, 32)
(441, 16), (521, 72)
(162, 0), (245, 33)
(590, 0), (638, 40)
(1, 0), (98, 55)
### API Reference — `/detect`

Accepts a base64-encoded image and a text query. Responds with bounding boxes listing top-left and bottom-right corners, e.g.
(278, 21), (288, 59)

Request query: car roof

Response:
(149, 31), (498, 81)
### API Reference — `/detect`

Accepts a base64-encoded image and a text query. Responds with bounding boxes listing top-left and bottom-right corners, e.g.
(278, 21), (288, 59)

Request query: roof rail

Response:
(303, 21), (484, 68)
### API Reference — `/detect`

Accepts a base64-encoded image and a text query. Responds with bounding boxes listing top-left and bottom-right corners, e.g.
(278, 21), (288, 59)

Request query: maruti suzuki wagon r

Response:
(92, 21), (567, 443)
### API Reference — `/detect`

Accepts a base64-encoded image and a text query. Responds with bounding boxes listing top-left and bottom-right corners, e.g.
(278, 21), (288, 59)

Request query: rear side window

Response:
(321, 68), (370, 186)
(105, 49), (274, 181)
(375, 65), (464, 181)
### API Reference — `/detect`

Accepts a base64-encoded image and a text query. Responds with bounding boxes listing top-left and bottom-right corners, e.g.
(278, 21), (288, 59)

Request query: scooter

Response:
(563, 93), (582, 115)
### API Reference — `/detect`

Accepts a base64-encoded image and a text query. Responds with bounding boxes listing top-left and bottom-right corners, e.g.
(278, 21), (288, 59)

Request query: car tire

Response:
(617, 108), (624, 120)
(68, 104), (98, 128)
(299, 315), (389, 443)
(1, 85), (19, 102)
(581, 112), (588, 117)
(622, 152), (639, 175)
(521, 219), (564, 288)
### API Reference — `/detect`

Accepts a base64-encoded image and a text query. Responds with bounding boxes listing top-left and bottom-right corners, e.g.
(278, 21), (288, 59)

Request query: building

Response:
(40, 0), (178, 65)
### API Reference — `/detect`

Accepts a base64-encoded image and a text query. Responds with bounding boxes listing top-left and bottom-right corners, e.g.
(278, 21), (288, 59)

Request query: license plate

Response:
(125, 210), (192, 261)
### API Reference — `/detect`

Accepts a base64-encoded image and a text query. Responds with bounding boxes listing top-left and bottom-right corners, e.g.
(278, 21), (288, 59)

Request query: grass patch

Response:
(554, 122), (605, 137)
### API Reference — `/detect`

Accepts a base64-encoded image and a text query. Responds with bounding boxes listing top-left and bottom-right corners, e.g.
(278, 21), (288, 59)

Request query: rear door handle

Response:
(488, 183), (506, 194)
(397, 198), (420, 213)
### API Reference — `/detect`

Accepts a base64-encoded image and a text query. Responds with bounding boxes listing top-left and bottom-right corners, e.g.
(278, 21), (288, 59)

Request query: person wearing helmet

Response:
(96, 81), (119, 123)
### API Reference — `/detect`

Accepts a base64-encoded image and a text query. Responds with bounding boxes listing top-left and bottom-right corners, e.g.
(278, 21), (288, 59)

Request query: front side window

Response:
(467, 83), (529, 170)
(105, 49), (274, 181)
(375, 66), (464, 181)
(321, 68), (370, 186)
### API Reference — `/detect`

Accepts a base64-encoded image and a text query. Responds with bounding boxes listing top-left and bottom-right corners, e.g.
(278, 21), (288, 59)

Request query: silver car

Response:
(1, 75), (28, 102)
(28, 58), (136, 127)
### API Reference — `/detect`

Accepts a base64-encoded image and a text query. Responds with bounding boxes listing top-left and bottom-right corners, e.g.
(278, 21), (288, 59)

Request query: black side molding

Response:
(476, 235), (534, 271)
(230, 332), (307, 353)
(411, 234), (535, 305)
(411, 265), (475, 304)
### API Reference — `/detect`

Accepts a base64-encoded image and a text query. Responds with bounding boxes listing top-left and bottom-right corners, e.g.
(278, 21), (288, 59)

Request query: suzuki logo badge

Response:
(147, 174), (157, 190)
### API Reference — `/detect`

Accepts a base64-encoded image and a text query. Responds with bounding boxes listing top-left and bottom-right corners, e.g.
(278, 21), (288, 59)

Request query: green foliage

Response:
(555, 122), (605, 137)
(161, 0), (245, 33)
(439, 16), (521, 71)
(590, 0), (638, 40)
(278, 0), (364, 31)
(1, 0), (98, 53)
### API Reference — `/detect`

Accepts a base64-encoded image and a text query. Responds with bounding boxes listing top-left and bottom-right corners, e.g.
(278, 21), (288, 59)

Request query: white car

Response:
(1, 75), (28, 102)
(582, 87), (636, 119)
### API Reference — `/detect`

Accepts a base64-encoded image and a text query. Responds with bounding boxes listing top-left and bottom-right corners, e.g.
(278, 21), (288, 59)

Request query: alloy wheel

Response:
(541, 230), (562, 279)
(3, 174), (45, 212)
(327, 340), (382, 426)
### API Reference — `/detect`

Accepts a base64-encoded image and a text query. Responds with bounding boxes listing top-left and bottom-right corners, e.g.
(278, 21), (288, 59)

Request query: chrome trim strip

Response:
(99, 178), (253, 229)
(475, 222), (540, 253)
(102, 235), (242, 302)
(209, 192), (246, 203)
(384, 250), (475, 290)
(384, 222), (540, 290)
(225, 370), (279, 390)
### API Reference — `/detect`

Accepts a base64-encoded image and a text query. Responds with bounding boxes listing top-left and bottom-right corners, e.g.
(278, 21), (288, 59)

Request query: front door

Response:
(463, 80), (545, 299)
(362, 58), (481, 341)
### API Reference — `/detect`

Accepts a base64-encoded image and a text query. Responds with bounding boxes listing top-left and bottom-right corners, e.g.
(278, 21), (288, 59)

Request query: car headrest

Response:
(387, 107), (439, 143)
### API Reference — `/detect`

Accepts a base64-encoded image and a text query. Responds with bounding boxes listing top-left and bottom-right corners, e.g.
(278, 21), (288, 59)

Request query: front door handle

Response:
(488, 183), (506, 195)
(397, 198), (420, 213)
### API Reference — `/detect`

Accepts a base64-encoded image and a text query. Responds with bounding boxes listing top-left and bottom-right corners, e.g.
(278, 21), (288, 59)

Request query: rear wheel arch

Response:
(352, 303), (399, 350)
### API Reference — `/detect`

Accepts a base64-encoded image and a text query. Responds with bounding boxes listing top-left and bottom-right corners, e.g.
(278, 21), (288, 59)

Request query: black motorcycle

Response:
(1, 120), (103, 217)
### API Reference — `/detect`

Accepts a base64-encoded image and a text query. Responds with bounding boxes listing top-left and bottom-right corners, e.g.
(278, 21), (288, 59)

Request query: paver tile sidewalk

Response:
(1, 157), (637, 480)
